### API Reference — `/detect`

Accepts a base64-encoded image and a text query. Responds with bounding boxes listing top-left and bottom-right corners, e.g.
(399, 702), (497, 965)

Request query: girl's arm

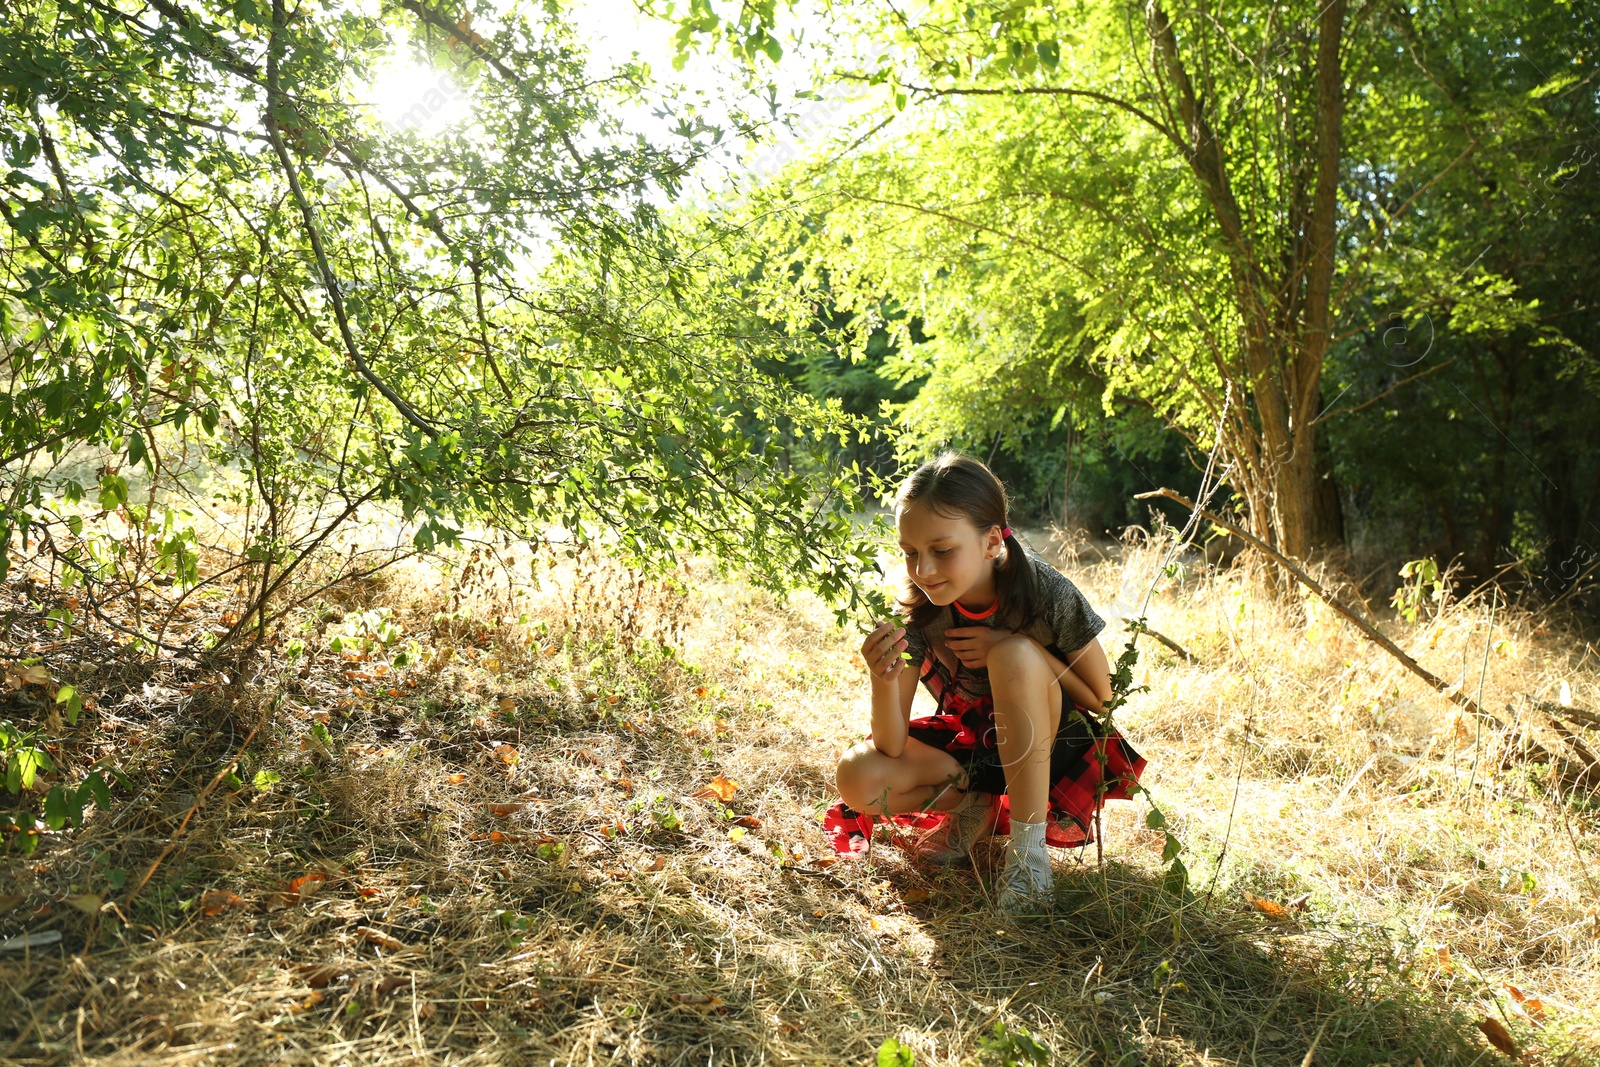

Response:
(859, 621), (919, 757)
(1043, 638), (1113, 712)
(870, 662), (919, 757)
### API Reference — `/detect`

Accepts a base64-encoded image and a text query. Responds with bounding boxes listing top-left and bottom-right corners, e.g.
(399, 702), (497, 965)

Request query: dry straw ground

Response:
(1, 523), (1598, 1066)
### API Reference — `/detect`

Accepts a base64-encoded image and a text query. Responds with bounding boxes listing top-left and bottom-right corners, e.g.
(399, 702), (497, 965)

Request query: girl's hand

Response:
(944, 626), (1016, 669)
(860, 621), (908, 682)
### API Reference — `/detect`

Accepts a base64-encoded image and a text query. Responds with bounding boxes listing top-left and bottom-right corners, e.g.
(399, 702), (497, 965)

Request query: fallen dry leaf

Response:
(902, 888), (930, 904)
(269, 871), (328, 908)
(1505, 984), (1546, 1024)
(733, 815), (762, 829)
(487, 802), (527, 818)
(643, 856), (666, 872)
(446, 773), (468, 785)
(0, 895), (25, 913)
(356, 926), (407, 952)
(375, 975), (411, 998)
(296, 963), (351, 989)
(493, 744), (519, 767)
(1478, 1016), (1516, 1057)
(356, 887), (382, 900)
(499, 697), (516, 716)
(813, 857), (839, 870)
(673, 992), (726, 1012)
(692, 774), (738, 802)
(1244, 892), (1290, 920)
(199, 890), (245, 917)
(64, 893), (101, 915)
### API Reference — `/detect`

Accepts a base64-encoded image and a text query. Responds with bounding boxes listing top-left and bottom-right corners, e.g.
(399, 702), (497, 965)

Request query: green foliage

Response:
(875, 1036), (915, 1067)
(978, 1021), (1050, 1066)
(1, 717), (118, 854)
(1391, 559), (1444, 624)
(1104, 622), (1186, 913)
(683, 0), (1600, 570)
(0, 0), (888, 673)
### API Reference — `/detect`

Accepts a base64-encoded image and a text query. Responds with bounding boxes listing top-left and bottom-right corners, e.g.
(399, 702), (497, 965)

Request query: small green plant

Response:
(327, 607), (404, 658)
(2, 719), (119, 854)
(875, 1036), (914, 1067)
(1391, 558), (1444, 623)
(1102, 623), (1188, 921)
(978, 1021), (1050, 1066)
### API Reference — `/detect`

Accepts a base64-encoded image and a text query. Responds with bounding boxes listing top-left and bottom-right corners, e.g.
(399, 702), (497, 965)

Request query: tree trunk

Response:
(1147, 0), (1348, 563)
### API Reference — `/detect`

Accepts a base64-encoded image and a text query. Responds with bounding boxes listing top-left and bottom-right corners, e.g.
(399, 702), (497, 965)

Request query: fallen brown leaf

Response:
(446, 773), (468, 785)
(199, 890), (245, 917)
(643, 856), (666, 872)
(1478, 1016), (1516, 1057)
(1244, 892), (1290, 920)
(0, 894), (25, 913)
(733, 815), (762, 829)
(673, 992), (726, 1012)
(487, 802), (527, 817)
(296, 963), (351, 989)
(902, 888), (930, 904)
(356, 926), (407, 952)
(375, 975), (411, 998)
(64, 893), (101, 915)
(692, 774), (738, 802)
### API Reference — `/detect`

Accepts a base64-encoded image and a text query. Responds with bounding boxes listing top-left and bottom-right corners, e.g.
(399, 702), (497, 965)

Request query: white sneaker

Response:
(996, 827), (1053, 916)
(911, 791), (995, 866)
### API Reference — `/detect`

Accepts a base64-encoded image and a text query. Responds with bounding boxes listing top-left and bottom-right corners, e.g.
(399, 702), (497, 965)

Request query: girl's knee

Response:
(836, 741), (887, 807)
(989, 634), (1048, 676)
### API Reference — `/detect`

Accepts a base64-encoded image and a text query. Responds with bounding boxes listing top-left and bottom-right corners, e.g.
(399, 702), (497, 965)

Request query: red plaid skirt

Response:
(822, 689), (1145, 856)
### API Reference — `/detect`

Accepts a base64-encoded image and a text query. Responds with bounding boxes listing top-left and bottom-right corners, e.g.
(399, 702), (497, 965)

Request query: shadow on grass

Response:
(1, 710), (1491, 1066)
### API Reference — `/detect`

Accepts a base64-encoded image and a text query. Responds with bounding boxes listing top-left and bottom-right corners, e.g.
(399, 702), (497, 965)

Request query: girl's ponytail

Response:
(992, 526), (1042, 634)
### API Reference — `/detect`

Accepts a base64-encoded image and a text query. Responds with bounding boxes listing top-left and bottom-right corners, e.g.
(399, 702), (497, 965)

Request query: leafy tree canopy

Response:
(0, 0), (885, 639)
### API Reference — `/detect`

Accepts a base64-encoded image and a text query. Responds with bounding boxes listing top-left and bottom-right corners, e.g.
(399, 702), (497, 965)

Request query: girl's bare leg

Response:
(987, 636), (1062, 824)
(836, 737), (971, 816)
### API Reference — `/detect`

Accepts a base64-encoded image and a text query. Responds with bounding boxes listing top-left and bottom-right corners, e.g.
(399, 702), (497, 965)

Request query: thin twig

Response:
(1126, 619), (1201, 664)
(124, 693), (281, 905)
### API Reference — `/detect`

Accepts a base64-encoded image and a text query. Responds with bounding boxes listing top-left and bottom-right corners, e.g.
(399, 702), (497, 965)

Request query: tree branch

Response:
(265, 0), (438, 439)
(1135, 487), (1600, 782)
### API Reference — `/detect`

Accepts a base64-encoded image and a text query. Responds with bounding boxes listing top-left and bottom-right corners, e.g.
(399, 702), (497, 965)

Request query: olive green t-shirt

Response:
(900, 549), (1105, 702)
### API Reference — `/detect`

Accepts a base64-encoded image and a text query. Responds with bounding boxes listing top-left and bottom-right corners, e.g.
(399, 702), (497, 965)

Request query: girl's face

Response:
(897, 501), (1005, 607)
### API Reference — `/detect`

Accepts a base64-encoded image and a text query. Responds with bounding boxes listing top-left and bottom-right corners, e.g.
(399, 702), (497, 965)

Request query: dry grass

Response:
(2, 523), (1598, 1066)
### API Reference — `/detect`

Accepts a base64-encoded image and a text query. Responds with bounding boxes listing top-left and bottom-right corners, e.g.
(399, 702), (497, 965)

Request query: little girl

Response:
(824, 453), (1145, 915)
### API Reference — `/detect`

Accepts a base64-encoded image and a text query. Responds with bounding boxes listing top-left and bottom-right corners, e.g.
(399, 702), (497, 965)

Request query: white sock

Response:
(1011, 819), (1047, 852)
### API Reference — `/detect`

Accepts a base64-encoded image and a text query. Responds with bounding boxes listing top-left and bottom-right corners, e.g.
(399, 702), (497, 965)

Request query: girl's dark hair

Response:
(896, 453), (1041, 633)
